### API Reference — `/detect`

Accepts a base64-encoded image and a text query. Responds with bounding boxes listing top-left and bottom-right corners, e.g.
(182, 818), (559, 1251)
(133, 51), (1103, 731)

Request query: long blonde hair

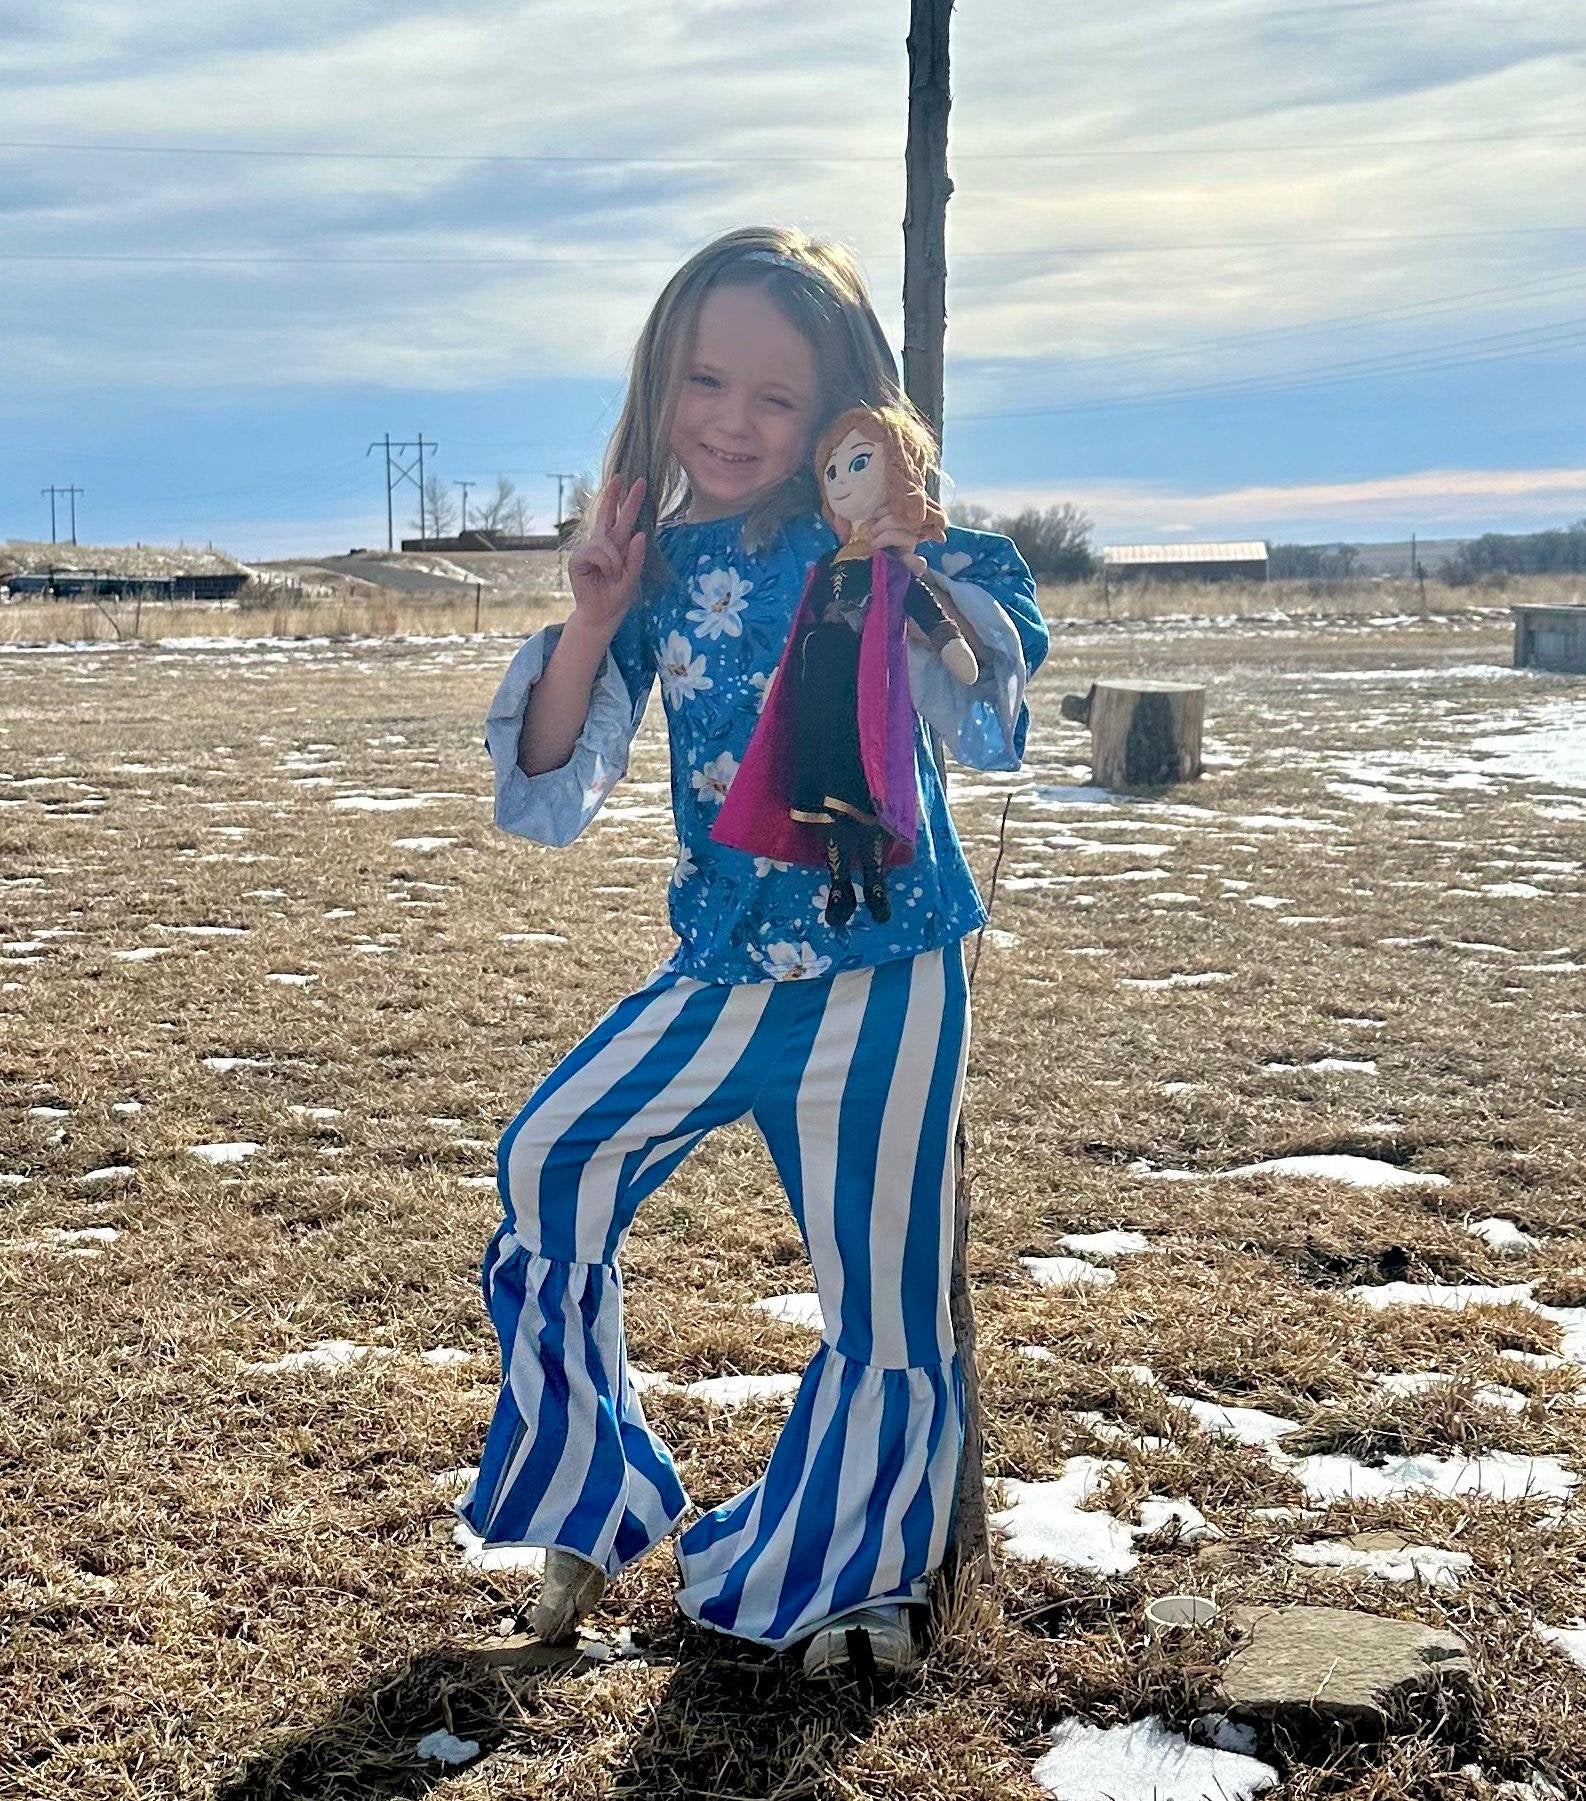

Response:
(595, 226), (937, 580)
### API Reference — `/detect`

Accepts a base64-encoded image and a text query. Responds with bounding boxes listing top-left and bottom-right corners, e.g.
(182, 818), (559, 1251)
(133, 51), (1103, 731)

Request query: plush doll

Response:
(710, 403), (979, 927)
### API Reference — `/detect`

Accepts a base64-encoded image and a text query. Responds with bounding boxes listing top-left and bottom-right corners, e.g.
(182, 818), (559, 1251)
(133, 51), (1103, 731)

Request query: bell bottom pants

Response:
(455, 940), (970, 1653)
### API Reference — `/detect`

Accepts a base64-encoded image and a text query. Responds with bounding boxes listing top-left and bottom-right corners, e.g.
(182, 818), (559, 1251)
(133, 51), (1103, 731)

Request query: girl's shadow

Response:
(214, 1627), (890, 1799)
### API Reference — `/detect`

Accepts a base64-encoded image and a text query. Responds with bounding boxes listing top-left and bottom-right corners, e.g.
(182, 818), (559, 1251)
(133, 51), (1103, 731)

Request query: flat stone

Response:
(1219, 1603), (1472, 1733)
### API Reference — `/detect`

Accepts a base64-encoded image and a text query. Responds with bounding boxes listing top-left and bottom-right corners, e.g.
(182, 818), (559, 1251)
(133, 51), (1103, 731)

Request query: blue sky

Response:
(2, 0), (1583, 558)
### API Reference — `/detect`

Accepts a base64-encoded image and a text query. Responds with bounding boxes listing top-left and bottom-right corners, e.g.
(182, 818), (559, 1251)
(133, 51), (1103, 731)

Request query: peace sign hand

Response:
(569, 476), (648, 637)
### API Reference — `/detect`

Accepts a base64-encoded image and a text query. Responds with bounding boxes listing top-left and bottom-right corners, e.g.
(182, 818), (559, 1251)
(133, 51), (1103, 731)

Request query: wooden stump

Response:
(1061, 679), (1205, 788)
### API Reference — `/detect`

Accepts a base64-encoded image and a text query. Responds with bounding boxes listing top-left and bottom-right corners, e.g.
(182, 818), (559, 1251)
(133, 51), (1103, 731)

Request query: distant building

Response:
(1101, 541), (1269, 584)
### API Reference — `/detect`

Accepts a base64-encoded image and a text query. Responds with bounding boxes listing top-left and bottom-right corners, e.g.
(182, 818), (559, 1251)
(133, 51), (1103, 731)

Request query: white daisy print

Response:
(671, 844), (697, 887)
(749, 667), (776, 713)
(690, 750), (738, 808)
(686, 567), (751, 640)
(757, 940), (833, 982)
(659, 630), (713, 706)
(753, 855), (791, 878)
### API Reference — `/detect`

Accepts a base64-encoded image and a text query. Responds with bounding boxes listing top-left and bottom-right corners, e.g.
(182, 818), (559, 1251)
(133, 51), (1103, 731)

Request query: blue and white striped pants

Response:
(455, 941), (970, 1652)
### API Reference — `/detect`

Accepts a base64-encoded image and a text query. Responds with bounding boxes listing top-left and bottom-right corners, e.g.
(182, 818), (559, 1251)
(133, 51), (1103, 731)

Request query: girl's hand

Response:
(569, 477), (647, 637)
(867, 509), (944, 581)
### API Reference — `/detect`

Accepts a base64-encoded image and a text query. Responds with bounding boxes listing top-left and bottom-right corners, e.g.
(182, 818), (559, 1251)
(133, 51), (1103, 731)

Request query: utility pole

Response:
(905, 0), (992, 1594)
(41, 484), (84, 546)
(547, 470), (580, 593)
(545, 471), (579, 532)
(455, 481), (476, 535)
(366, 433), (436, 552)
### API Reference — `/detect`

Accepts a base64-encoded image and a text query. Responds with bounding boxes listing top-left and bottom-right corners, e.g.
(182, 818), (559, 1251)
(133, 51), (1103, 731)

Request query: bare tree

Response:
(410, 473), (456, 540)
(949, 501), (999, 531)
(478, 474), (524, 533)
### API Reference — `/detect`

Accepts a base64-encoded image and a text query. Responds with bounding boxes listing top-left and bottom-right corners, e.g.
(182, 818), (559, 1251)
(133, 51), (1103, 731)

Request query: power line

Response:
(957, 316), (1586, 423)
(1021, 268), (1586, 377)
(1, 129), (1583, 164)
(6, 224), (1586, 271)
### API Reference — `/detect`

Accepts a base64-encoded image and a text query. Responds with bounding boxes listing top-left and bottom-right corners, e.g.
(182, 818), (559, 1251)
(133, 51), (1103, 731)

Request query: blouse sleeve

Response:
(910, 528), (1050, 771)
(484, 605), (655, 846)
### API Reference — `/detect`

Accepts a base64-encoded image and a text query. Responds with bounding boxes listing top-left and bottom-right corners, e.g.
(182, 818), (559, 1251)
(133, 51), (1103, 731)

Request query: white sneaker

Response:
(800, 1603), (920, 1680)
(530, 1547), (607, 1644)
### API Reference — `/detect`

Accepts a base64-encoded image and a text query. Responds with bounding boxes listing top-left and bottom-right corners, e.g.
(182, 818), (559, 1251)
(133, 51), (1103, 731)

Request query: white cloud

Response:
(962, 465), (1586, 540)
(1, 1), (1582, 397)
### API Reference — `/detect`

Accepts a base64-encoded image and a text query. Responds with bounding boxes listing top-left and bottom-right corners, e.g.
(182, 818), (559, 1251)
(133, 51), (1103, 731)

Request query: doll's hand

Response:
(867, 509), (942, 580)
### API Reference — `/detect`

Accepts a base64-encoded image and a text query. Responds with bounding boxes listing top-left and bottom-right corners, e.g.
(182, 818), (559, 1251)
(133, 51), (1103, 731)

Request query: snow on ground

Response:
(993, 1457), (1220, 1573)
(751, 1292), (825, 1331)
(1021, 1255), (1117, 1292)
(1464, 1217), (1543, 1255)
(1032, 1716), (1279, 1801)
(1057, 1229), (1150, 1257)
(188, 1141), (261, 1164)
(1289, 1537), (1474, 1587)
(1132, 1153), (1448, 1188)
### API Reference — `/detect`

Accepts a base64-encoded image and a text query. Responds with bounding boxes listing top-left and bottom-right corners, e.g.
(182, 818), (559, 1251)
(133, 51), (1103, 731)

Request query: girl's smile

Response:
(671, 283), (819, 521)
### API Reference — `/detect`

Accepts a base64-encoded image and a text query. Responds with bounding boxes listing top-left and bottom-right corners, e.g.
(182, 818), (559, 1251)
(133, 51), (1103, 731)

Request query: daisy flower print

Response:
(690, 750), (738, 808)
(755, 941), (833, 982)
(659, 630), (713, 706)
(686, 566), (751, 640)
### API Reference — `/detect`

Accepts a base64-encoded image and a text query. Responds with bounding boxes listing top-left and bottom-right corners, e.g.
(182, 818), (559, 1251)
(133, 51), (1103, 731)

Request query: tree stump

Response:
(1060, 680), (1204, 788)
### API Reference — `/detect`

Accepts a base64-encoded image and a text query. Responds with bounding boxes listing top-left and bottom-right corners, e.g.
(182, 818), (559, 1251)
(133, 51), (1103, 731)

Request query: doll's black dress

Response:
(786, 549), (955, 926)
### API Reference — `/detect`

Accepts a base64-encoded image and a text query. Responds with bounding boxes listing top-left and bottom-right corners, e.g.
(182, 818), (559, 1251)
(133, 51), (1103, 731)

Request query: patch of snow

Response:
(1032, 1716), (1278, 1801)
(1289, 1538), (1472, 1587)
(393, 836), (458, 853)
(188, 1141), (261, 1164)
(1261, 1058), (1378, 1076)
(451, 1518), (546, 1574)
(265, 972), (318, 986)
(1165, 1395), (1301, 1448)
(1466, 1216), (1541, 1256)
(1275, 1446), (1576, 1504)
(80, 1165), (133, 1184)
(1536, 1621), (1586, 1672)
(992, 1459), (1137, 1572)
(1021, 1255), (1117, 1292)
(1121, 971), (1232, 989)
(1058, 1229), (1149, 1258)
(1226, 1154), (1447, 1189)
(245, 1338), (397, 1376)
(752, 1292), (825, 1331)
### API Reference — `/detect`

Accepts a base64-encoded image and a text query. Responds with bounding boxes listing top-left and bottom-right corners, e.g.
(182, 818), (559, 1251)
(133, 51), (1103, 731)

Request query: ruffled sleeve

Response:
(484, 605), (655, 846)
(911, 528), (1050, 772)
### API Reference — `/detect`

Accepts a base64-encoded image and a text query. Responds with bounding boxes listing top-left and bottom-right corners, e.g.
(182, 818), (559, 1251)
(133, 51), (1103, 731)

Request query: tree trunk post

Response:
(903, 0), (994, 1589)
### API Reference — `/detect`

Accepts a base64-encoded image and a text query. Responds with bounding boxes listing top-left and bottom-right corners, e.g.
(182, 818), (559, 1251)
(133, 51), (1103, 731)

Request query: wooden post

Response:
(903, 0), (993, 1590)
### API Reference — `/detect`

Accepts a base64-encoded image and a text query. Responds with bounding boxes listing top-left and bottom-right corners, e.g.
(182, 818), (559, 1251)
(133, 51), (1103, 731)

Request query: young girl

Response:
(457, 225), (1048, 1680)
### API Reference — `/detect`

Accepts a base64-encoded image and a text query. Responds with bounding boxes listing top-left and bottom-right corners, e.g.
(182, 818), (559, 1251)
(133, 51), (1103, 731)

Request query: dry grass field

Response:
(4, 597), (1585, 1799)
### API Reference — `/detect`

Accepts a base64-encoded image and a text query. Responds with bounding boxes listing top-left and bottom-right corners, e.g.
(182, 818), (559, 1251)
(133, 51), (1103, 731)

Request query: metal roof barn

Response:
(1101, 542), (1269, 584)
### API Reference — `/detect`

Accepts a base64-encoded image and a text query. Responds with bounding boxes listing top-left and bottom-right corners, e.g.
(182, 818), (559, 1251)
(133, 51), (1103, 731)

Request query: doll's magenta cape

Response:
(710, 549), (918, 869)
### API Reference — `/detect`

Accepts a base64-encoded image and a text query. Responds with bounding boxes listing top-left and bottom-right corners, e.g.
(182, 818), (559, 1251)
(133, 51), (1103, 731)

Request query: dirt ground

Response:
(3, 599), (1585, 1799)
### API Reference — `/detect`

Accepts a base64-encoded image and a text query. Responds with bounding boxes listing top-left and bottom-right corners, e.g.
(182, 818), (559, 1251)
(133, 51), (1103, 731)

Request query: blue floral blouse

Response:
(485, 511), (1048, 985)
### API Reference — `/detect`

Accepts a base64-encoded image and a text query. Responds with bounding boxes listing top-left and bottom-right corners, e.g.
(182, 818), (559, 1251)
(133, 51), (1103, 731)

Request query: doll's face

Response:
(820, 427), (888, 528)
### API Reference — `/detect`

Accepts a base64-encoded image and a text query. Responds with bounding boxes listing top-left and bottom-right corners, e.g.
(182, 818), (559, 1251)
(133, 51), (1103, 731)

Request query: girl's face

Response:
(670, 282), (819, 521)
(821, 426), (887, 528)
